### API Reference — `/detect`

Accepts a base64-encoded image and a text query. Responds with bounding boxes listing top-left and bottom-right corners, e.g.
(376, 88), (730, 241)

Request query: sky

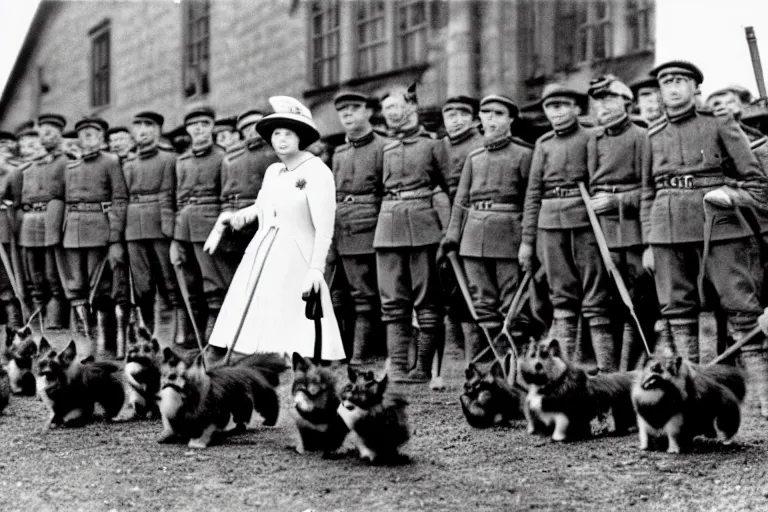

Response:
(0, 0), (41, 94)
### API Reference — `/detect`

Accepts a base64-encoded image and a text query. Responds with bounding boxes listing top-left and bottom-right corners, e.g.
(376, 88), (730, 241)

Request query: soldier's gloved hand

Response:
(108, 243), (125, 267)
(703, 187), (734, 208)
(230, 204), (259, 231)
(758, 308), (768, 335)
(301, 268), (324, 300)
(170, 240), (186, 266)
(642, 247), (654, 273)
(518, 242), (534, 274)
(437, 237), (459, 263)
(589, 192), (618, 214)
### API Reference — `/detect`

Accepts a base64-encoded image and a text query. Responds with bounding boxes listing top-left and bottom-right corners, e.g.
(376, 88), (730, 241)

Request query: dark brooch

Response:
(296, 178), (307, 190)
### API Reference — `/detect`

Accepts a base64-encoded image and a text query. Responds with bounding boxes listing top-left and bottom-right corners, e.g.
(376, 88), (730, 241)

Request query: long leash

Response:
(708, 324), (763, 366)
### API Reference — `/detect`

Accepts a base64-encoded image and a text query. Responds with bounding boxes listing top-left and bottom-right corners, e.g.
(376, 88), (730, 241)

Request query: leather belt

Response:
(591, 183), (640, 193)
(543, 186), (580, 198)
(471, 201), (520, 212)
(336, 192), (380, 204)
(223, 194), (256, 203)
(130, 192), (163, 203)
(655, 175), (725, 190)
(383, 188), (433, 200)
(22, 202), (47, 212)
(178, 195), (218, 208)
(67, 202), (111, 213)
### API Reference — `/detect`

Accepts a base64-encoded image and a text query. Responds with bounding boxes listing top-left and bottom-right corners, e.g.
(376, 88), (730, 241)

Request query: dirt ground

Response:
(1, 331), (768, 512)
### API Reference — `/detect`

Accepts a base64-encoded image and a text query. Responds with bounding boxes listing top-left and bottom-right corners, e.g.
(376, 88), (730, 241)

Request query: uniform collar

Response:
(348, 130), (375, 148)
(192, 143), (213, 157)
(246, 138), (267, 151)
(81, 148), (101, 161)
(603, 113), (631, 136)
(138, 143), (159, 159)
(447, 126), (476, 145)
(484, 134), (512, 151)
(553, 119), (579, 137)
(396, 124), (422, 140)
(666, 104), (697, 124)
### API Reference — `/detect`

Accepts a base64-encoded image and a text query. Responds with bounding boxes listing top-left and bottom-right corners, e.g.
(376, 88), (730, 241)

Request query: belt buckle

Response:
(482, 200), (492, 210)
(668, 176), (679, 188)
(343, 195), (355, 204)
(683, 175), (693, 188)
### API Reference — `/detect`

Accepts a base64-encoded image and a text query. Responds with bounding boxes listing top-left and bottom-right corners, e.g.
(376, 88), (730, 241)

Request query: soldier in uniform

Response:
(641, 62), (768, 396)
(331, 91), (388, 365)
(0, 130), (24, 329)
(630, 76), (664, 126)
(123, 111), (182, 345)
(213, 108), (279, 272)
(442, 94), (532, 364)
(171, 106), (233, 341)
(60, 117), (129, 357)
(13, 113), (69, 329)
(107, 126), (135, 162)
(519, 84), (612, 366)
(585, 77), (653, 371)
(0, 132), (17, 159)
(375, 85), (448, 384)
(214, 116), (240, 151)
(16, 123), (42, 162)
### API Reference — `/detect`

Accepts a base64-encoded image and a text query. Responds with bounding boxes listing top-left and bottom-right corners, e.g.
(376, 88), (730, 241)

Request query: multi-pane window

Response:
(396, 0), (428, 67)
(90, 26), (110, 107)
(627, 0), (654, 51)
(356, 1), (388, 76)
(310, 1), (340, 87)
(588, 1), (612, 60)
(183, 0), (210, 98)
(554, 1), (584, 70)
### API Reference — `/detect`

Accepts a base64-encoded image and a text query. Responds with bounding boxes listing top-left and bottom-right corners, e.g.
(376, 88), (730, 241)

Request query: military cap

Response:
(75, 117), (109, 133)
(62, 129), (78, 139)
(236, 109), (266, 131)
(213, 116), (237, 135)
(184, 105), (215, 125)
(629, 76), (659, 98)
(479, 94), (519, 117)
(540, 83), (585, 105)
(106, 125), (130, 137)
(37, 113), (66, 130)
(15, 120), (37, 137)
(707, 85), (753, 105)
(133, 110), (164, 127)
(588, 75), (633, 101)
(650, 60), (704, 85)
(334, 90), (377, 110)
(443, 95), (480, 116)
(0, 131), (15, 142)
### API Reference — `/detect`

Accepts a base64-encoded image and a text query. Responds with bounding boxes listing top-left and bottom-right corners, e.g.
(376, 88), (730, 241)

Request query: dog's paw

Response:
(188, 438), (209, 449)
(429, 376), (446, 391)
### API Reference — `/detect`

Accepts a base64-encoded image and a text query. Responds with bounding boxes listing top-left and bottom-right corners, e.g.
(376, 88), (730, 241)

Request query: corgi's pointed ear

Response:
(151, 338), (161, 353)
(60, 340), (77, 364)
(292, 352), (309, 372)
(377, 372), (388, 392)
(38, 337), (51, 353)
(548, 338), (562, 357)
(347, 365), (358, 383)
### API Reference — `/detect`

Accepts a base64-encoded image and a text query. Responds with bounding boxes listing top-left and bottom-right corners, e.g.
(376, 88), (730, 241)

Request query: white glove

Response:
(642, 247), (654, 273)
(589, 192), (619, 214)
(230, 204), (259, 231)
(301, 268), (324, 299)
(203, 212), (234, 255)
(703, 188), (734, 208)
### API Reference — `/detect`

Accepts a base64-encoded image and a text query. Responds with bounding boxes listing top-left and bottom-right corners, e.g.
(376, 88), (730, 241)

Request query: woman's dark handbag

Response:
(303, 288), (323, 362)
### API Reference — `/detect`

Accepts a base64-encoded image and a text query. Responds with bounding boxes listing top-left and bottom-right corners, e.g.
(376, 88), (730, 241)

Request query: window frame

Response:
(89, 21), (111, 109)
(626, 0), (654, 53)
(394, 0), (430, 68)
(309, 0), (341, 88)
(355, 1), (389, 77)
(182, 0), (211, 99)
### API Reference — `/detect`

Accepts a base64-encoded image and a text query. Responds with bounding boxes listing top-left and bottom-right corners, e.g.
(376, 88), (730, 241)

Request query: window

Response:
(627, 0), (654, 52)
(183, 0), (211, 98)
(90, 24), (110, 108)
(519, 0), (539, 77)
(554, 1), (584, 70)
(396, 0), (428, 66)
(588, 2), (612, 60)
(310, 1), (341, 87)
(356, 1), (388, 76)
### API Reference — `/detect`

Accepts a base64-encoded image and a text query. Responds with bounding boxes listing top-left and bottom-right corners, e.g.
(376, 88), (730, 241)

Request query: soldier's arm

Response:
(445, 154), (473, 243)
(520, 142), (545, 246)
(160, 155), (176, 238)
(107, 156), (128, 242)
(717, 113), (765, 183)
(519, 146), (533, 190)
(640, 133), (654, 244)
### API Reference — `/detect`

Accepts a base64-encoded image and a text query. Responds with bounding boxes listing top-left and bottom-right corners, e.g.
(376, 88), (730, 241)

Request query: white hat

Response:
(256, 96), (320, 150)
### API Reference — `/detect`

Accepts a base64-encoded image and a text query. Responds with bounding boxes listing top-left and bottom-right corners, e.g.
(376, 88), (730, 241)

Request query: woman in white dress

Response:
(205, 97), (345, 361)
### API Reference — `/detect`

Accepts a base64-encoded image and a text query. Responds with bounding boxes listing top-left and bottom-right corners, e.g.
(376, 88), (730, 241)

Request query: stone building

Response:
(0, 0), (655, 140)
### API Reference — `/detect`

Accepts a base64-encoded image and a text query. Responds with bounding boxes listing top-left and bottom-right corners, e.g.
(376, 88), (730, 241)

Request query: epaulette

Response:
(67, 158), (83, 169)
(648, 119), (668, 137)
(224, 145), (246, 163)
(383, 140), (400, 152)
(467, 147), (486, 160)
(536, 130), (556, 144)
(510, 136), (534, 149)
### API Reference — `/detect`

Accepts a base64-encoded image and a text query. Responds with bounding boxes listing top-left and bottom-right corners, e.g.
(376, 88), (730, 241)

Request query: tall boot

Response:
(175, 308), (190, 347)
(406, 327), (441, 383)
(349, 313), (375, 366)
(74, 304), (91, 340)
(152, 302), (176, 347)
(444, 314), (464, 359)
(588, 316), (618, 373)
(670, 318), (699, 363)
(548, 313), (579, 362)
(4, 299), (22, 330)
(741, 346), (768, 419)
(114, 304), (129, 359)
(386, 321), (412, 382)
(95, 309), (110, 359)
(45, 297), (67, 330)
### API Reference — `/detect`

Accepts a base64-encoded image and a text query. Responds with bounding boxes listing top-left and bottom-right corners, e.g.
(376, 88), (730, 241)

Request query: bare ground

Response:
(1, 332), (768, 512)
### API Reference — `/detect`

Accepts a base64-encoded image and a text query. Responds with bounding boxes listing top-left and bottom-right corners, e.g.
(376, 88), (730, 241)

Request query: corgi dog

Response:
(36, 340), (124, 429)
(290, 352), (349, 455)
(120, 325), (162, 420)
(460, 351), (524, 428)
(631, 342), (746, 453)
(158, 348), (286, 448)
(2, 326), (37, 396)
(337, 367), (409, 464)
(519, 338), (636, 442)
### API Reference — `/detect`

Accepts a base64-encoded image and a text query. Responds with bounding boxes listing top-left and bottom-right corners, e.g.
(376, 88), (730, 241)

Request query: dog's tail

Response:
(234, 352), (288, 388)
(696, 364), (747, 403)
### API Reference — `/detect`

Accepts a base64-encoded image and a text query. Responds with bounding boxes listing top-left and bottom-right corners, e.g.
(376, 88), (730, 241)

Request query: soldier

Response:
(437, 95), (484, 355)
(171, 106), (233, 341)
(60, 117), (128, 357)
(375, 85), (448, 384)
(519, 84), (612, 366)
(630, 76), (664, 126)
(0, 130), (24, 329)
(107, 126), (135, 161)
(13, 113), (69, 329)
(214, 116), (240, 151)
(0, 132), (17, 159)
(641, 62), (768, 413)
(16, 123), (42, 162)
(123, 111), (182, 345)
(213, 108), (279, 271)
(585, 76), (654, 371)
(442, 94), (532, 364)
(331, 91), (388, 365)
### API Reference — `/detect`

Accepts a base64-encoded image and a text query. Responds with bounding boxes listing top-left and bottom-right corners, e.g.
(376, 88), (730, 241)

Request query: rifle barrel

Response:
(746, 26), (768, 100)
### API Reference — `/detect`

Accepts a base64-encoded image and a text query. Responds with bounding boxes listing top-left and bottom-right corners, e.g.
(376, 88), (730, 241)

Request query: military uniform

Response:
(0, 156), (22, 327)
(375, 124), (448, 381)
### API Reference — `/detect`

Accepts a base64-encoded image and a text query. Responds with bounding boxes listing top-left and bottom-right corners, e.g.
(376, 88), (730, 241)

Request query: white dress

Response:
(206, 156), (345, 360)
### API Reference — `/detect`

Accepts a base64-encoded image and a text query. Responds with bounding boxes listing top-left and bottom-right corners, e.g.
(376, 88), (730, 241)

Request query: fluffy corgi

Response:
(460, 351), (524, 428)
(2, 327), (37, 396)
(120, 325), (162, 420)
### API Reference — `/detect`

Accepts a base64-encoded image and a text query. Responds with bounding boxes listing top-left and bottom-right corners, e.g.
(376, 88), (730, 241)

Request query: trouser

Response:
(462, 256), (521, 329)
(60, 247), (129, 309)
(22, 246), (65, 306)
(340, 253), (379, 314)
(537, 227), (611, 319)
(177, 241), (237, 311)
(127, 239), (180, 307)
(376, 245), (443, 330)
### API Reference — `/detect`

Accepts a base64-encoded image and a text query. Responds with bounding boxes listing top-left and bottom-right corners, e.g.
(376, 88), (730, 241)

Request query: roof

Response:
(0, 2), (61, 122)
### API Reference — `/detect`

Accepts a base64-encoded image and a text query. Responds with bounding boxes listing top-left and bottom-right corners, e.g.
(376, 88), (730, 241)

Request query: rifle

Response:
(746, 27), (767, 103)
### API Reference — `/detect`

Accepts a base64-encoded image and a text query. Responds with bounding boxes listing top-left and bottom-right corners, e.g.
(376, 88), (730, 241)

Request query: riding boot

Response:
(96, 309), (110, 359)
(74, 304), (91, 340)
(45, 296), (67, 330)
(114, 304), (129, 359)
(4, 299), (22, 330)
(548, 313), (579, 362)
(386, 321), (412, 382)
(462, 322), (485, 366)
(589, 316), (618, 373)
(405, 327), (439, 383)
(349, 313), (375, 366)
(670, 318), (699, 363)
(741, 345), (768, 419)
(175, 308), (190, 346)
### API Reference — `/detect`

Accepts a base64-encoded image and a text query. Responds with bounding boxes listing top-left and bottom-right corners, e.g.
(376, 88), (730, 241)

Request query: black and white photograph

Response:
(1, 0), (768, 510)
